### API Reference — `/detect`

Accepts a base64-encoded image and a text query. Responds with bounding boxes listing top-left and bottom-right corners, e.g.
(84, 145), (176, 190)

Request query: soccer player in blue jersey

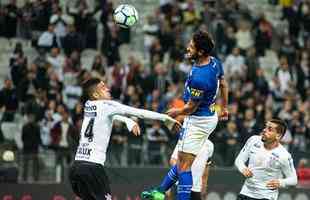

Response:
(141, 30), (228, 200)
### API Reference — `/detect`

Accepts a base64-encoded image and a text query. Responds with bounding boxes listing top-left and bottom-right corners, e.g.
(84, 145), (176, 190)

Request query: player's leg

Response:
(176, 130), (202, 200)
(69, 161), (111, 200)
(69, 162), (94, 200)
(190, 141), (211, 200)
(177, 151), (196, 200)
(177, 115), (218, 200)
(141, 148), (179, 200)
(165, 156), (178, 200)
(91, 165), (112, 200)
(200, 162), (211, 200)
(141, 138), (210, 200)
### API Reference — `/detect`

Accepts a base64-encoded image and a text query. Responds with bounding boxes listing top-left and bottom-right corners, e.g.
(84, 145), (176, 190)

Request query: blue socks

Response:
(159, 165), (178, 191)
(177, 171), (193, 200)
(158, 165), (193, 200)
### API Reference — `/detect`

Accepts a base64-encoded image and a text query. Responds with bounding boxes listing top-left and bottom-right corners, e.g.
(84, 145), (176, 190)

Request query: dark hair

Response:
(270, 118), (287, 137)
(81, 78), (101, 103)
(192, 30), (215, 56)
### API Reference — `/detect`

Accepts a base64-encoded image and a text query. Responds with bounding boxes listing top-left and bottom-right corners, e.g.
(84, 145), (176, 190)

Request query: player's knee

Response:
(177, 153), (195, 172)
(177, 161), (192, 172)
(169, 158), (177, 166)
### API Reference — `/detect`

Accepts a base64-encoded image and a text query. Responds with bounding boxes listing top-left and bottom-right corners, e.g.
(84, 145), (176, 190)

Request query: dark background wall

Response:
(0, 167), (309, 200)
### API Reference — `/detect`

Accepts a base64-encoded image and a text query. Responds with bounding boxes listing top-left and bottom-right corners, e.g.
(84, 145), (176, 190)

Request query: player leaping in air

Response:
(142, 30), (229, 200)
(68, 78), (181, 200)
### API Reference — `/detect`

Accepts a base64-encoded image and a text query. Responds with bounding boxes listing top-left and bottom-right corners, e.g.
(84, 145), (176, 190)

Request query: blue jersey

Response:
(183, 57), (224, 116)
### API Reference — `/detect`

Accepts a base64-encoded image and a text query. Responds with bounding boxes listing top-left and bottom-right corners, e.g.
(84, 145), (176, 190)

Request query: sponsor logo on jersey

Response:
(77, 147), (92, 156)
(190, 88), (203, 97)
(85, 104), (97, 111)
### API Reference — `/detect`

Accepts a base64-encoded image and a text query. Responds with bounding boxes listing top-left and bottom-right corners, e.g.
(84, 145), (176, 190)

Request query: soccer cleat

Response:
(141, 188), (165, 200)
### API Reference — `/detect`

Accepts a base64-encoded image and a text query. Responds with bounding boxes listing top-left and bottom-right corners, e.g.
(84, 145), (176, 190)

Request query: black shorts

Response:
(69, 161), (111, 200)
(237, 194), (269, 200)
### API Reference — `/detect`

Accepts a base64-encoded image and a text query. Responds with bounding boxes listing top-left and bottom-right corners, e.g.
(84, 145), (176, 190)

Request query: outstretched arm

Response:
(166, 99), (200, 118)
(112, 115), (140, 136)
(113, 115), (136, 132)
(108, 101), (181, 131)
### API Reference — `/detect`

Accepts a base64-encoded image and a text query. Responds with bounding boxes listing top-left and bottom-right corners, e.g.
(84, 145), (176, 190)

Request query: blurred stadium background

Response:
(0, 0), (309, 199)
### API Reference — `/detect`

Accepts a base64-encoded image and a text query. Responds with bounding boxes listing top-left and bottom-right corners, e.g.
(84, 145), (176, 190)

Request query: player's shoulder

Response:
(276, 144), (292, 159)
(85, 100), (120, 108)
(101, 100), (121, 106)
(211, 56), (220, 62)
(244, 135), (262, 148)
(211, 56), (223, 65)
(248, 135), (262, 143)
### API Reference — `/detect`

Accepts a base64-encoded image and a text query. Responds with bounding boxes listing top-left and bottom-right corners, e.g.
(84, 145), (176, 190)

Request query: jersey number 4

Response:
(84, 118), (94, 142)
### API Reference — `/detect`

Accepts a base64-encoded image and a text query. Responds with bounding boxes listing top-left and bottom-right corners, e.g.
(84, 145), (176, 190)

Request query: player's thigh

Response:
(177, 130), (207, 156)
(69, 162), (111, 200)
(69, 163), (95, 200)
(178, 116), (217, 155)
(89, 165), (111, 200)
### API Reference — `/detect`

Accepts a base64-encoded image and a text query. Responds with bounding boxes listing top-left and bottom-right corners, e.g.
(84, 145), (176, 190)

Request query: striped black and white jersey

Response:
(75, 100), (174, 166)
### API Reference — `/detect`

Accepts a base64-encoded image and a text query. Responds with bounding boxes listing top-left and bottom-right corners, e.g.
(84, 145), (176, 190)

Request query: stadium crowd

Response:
(0, 0), (309, 182)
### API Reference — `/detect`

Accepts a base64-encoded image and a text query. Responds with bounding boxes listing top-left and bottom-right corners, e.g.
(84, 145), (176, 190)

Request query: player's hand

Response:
(242, 168), (253, 178)
(219, 107), (229, 121)
(164, 116), (182, 132)
(166, 108), (181, 118)
(266, 179), (281, 189)
(132, 124), (141, 136)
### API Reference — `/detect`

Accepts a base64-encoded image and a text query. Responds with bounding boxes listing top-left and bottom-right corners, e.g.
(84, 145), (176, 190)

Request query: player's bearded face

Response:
(261, 123), (278, 143)
(186, 40), (199, 61)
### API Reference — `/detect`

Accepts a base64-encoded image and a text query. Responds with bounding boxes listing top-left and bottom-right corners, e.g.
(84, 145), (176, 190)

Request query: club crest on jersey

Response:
(271, 152), (279, 158)
(267, 156), (280, 168)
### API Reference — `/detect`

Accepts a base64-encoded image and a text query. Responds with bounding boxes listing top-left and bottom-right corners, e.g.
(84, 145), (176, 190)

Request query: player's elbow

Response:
(281, 175), (298, 187)
(292, 175), (298, 186)
(183, 101), (200, 115)
(219, 79), (228, 88)
(234, 157), (243, 173)
(234, 158), (240, 169)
